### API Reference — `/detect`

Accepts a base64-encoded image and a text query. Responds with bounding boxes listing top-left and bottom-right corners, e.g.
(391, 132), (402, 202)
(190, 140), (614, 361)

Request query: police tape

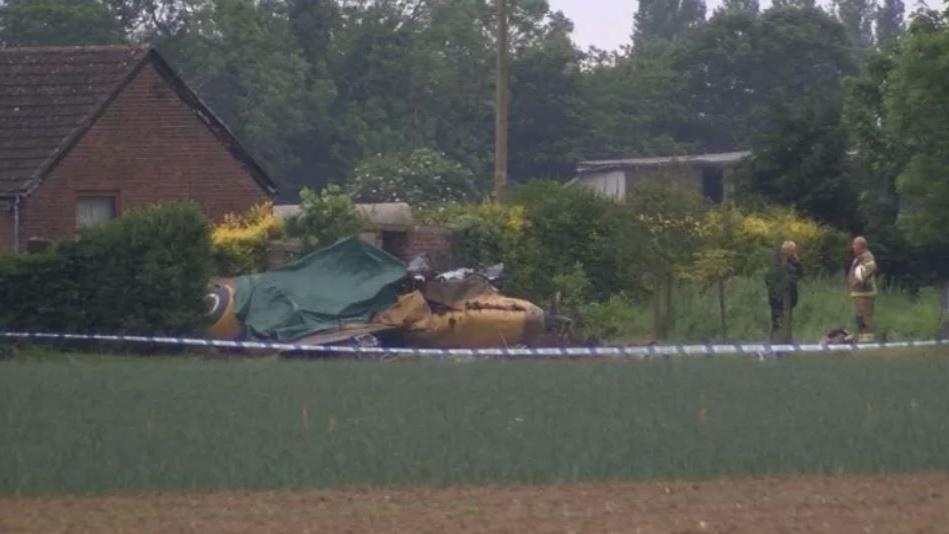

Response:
(1, 331), (948, 359)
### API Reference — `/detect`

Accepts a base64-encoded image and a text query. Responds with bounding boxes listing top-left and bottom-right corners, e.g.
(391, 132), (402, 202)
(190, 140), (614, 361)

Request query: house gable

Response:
(16, 59), (270, 245)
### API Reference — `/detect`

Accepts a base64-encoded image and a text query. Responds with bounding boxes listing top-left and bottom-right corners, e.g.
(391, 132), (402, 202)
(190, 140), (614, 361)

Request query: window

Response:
(76, 196), (116, 230)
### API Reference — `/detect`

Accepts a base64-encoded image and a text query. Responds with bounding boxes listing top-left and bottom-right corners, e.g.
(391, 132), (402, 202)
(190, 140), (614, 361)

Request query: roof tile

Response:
(0, 46), (148, 194)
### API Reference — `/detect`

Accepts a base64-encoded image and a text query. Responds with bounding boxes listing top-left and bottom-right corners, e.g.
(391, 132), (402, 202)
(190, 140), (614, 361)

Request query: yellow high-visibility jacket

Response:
(848, 250), (878, 297)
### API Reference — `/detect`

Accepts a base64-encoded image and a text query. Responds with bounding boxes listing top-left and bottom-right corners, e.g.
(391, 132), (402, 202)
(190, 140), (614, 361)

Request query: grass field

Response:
(3, 349), (949, 497)
(600, 276), (943, 344)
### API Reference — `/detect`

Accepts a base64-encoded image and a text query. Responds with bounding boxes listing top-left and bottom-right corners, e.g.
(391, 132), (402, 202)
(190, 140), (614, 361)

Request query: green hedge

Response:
(0, 203), (213, 335)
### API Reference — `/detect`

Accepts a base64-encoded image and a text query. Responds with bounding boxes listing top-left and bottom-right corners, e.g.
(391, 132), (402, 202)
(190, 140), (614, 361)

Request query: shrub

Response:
(285, 185), (364, 254)
(509, 182), (650, 303)
(212, 202), (284, 276)
(0, 202), (213, 335)
(417, 202), (526, 269)
(347, 148), (482, 205)
(738, 207), (848, 274)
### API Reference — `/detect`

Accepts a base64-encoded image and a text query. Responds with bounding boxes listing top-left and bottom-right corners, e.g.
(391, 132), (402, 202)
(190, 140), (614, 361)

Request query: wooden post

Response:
(941, 280), (949, 338)
(653, 286), (662, 340)
(665, 273), (673, 338)
(718, 279), (727, 342)
(718, 205), (733, 342)
(493, 0), (509, 201)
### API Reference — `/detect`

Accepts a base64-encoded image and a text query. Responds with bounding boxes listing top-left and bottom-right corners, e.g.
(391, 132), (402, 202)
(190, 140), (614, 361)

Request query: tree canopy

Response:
(2, 0), (946, 285)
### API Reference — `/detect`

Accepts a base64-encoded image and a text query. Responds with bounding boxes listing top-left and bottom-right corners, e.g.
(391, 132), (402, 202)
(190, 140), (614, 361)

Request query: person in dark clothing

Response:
(765, 241), (804, 342)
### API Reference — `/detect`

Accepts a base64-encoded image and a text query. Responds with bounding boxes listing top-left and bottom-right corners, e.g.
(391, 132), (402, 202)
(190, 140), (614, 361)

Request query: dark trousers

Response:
(769, 300), (792, 342)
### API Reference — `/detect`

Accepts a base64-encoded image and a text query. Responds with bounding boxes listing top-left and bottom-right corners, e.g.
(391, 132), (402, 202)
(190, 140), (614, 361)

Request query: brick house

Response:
(0, 46), (276, 252)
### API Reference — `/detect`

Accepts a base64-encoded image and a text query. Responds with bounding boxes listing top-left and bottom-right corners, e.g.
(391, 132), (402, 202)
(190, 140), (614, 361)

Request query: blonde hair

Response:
(780, 240), (798, 259)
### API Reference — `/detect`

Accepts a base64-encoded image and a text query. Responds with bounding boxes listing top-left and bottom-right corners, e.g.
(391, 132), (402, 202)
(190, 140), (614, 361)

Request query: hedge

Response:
(0, 202), (213, 335)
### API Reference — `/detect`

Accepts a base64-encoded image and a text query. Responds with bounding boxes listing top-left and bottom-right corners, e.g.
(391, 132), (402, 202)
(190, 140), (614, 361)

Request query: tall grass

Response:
(603, 276), (942, 344)
(2, 353), (949, 496)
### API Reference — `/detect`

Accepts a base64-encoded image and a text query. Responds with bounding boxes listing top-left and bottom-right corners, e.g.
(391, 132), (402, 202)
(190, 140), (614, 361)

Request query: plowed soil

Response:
(3, 473), (949, 533)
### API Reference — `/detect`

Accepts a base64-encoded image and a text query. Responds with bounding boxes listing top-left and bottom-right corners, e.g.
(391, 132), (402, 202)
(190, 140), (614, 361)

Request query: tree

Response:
(733, 7), (858, 227)
(717, 0), (760, 15)
(346, 148), (482, 205)
(834, 0), (876, 53)
(771, 0), (817, 8)
(842, 49), (927, 284)
(885, 12), (949, 250)
(0, 0), (126, 46)
(154, 0), (325, 190)
(634, 0), (707, 45)
(576, 42), (691, 160)
(676, 10), (762, 151)
(742, 101), (856, 227)
(875, 0), (905, 45)
(884, 10), (949, 332)
(508, 11), (583, 181)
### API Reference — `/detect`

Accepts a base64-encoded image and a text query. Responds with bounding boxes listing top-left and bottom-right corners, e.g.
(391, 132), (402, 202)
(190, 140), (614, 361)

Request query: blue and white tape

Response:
(1, 331), (947, 359)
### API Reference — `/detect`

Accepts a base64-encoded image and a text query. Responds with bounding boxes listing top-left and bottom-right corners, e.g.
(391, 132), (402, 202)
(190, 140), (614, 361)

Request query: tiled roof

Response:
(0, 45), (275, 197)
(0, 46), (149, 195)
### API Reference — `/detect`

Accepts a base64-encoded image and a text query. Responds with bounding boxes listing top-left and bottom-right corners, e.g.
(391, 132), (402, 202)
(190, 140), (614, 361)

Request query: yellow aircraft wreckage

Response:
(205, 237), (567, 351)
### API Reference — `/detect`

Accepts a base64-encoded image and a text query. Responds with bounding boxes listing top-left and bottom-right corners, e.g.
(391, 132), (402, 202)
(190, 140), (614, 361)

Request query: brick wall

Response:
(14, 62), (268, 248)
(0, 211), (11, 251)
(396, 226), (454, 267)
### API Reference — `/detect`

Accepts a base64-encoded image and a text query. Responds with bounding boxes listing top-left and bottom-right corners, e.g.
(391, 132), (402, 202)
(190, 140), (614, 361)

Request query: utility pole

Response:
(493, 0), (509, 201)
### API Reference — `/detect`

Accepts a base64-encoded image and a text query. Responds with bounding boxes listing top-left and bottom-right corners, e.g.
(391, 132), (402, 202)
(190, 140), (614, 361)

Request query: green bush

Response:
(417, 202), (525, 269)
(285, 185), (364, 255)
(0, 202), (213, 335)
(508, 182), (650, 303)
(421, 184), (651, 306)
(211, 202), (284, 276)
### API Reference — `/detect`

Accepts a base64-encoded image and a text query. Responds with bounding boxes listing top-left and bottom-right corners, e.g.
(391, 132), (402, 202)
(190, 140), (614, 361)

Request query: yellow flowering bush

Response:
(737, 208), (834, 270)
(212, 202), (285, 276)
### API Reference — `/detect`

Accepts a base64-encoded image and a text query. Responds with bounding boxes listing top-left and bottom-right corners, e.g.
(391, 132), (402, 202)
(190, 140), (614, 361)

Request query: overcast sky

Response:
(547, 0), (741, 51)
(550, 0), (856, 51)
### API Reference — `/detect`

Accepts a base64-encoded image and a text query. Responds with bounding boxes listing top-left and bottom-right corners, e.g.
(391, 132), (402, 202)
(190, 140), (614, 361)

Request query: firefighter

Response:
(848, 236), (878, 343)
(765, 240), (803, 342)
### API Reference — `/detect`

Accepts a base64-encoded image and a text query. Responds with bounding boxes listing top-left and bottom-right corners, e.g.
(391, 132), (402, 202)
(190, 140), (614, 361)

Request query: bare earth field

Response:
(3, 473), (949, 534)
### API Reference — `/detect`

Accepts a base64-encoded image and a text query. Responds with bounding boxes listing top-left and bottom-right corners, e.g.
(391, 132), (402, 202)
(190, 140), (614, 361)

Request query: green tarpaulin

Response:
(234, 238), (407, 341)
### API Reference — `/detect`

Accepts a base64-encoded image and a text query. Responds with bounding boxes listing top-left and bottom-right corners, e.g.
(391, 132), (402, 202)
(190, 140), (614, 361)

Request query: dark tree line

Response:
(0, 0), (907, 216)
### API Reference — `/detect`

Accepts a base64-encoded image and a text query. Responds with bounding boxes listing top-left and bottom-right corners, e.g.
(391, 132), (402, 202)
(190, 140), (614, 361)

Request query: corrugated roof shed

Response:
(577, 151), (752, 174)
(0, 46), (148, 195)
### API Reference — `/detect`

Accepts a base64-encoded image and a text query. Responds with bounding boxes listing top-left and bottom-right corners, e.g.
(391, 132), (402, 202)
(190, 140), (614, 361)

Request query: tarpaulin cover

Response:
(234, 238), (407, 341)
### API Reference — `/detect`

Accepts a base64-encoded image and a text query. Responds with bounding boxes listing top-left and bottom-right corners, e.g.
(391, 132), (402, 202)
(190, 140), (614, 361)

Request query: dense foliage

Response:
(1, 0), (945, 287)
(212, 202), (285, 276)
(0, 0), (903, 203)
(347, 149), (482, 205)
(0, 203), (213, 334)
(284, 185), (364, 254)
(421, 183), (846, 341)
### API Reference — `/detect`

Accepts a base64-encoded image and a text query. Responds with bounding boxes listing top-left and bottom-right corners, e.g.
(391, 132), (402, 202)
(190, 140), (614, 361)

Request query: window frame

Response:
(75, 191), (120, 232)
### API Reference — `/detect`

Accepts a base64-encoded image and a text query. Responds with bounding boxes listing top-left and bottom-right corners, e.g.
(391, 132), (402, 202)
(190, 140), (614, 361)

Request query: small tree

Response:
(687, 204), (761, 341)
(627, 179), (712, 339)
(285, 185), (364, 254)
